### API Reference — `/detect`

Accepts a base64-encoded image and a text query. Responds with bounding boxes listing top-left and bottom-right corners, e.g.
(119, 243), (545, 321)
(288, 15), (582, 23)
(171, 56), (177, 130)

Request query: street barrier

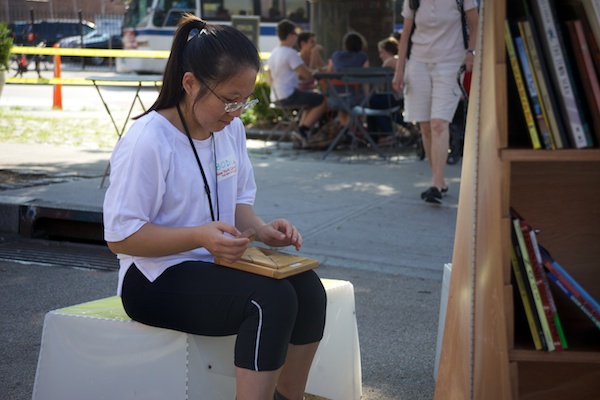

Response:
(7, 46), (270, 86)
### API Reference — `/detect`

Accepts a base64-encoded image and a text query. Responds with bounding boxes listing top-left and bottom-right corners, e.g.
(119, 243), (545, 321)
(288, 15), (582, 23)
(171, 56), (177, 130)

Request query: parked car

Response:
(58, 31), (123, 65)
(11, 20), (96, 47)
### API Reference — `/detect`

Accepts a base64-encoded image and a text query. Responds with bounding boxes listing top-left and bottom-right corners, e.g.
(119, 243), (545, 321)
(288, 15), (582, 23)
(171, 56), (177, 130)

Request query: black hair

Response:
(142, 14), (261, 116)
(343, 32), (365, 53)
(378, 37), (399, 55)
(297, 31), (315, 46)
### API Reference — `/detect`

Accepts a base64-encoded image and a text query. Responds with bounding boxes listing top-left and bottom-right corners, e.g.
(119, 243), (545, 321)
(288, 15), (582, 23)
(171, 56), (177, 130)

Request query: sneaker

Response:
(290, 131), (308, 148)
(421, 186), (448, 199)
(421, 187), (443, 204)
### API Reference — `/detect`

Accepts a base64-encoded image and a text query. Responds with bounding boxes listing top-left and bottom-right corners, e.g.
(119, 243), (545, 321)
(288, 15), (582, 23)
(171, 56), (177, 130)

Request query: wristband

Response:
(466, 49), (475, 55)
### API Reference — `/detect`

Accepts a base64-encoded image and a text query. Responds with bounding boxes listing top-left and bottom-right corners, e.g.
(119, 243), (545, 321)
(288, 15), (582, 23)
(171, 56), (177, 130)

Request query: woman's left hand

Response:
(256, 219), (302, 251)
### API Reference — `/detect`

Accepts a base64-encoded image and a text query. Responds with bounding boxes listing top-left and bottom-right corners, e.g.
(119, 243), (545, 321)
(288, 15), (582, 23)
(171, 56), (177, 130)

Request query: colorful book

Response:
(520, 18), (566, 148)
(519, 219), (563, 350)
(505, 20), (542, 149)
(545, 270), (600, 330)
(539, 245), (600, 329)
(510, 228), (545, 350)
(528, 227), (568, 349)
(513, 24), (554, 149)
(580, 0), (600, 50)
(570, 19), (600, 145)
(527, 0), (593, 148)
(512, 217), (555, 351)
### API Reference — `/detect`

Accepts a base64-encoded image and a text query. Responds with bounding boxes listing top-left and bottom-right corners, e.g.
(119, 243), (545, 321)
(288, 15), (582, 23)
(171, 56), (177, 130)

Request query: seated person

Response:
(267, 20), (328, 147)
(367, 36), (406, 144)
(297, 32), (327, 91)
(326, 31), (370, 129)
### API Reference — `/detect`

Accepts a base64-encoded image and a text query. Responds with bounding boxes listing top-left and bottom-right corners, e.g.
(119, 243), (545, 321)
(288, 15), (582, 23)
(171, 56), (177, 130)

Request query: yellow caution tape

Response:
(11, 46), (170, 59)
(6, 77), (163, 86)
(12, 46), (270, 60)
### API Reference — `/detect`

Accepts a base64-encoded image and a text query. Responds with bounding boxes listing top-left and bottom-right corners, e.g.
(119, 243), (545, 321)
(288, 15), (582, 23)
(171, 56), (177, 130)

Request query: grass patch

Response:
(0, 108), (121, 149)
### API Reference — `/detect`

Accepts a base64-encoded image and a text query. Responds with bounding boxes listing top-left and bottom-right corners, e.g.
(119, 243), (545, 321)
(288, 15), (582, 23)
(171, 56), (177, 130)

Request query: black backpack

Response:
(407, 0), (469, 59)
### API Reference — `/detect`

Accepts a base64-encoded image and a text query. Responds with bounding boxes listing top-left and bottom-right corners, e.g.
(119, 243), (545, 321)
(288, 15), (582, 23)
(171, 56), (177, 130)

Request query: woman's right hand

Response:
(392, 71), (404, 93)
(200, 222), (252, 264)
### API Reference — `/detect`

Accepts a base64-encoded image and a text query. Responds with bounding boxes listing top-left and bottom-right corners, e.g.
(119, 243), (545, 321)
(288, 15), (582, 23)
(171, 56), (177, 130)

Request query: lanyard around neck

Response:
(176, 103), (219, 222)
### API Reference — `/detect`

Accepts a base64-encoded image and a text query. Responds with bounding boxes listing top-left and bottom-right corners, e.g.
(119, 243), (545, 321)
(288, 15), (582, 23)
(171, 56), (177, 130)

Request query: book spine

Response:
(574, 20), (600, 116)
(510, 237), (544, 350)
(529, 0), (591, 148)
(513, 218), (554, 350)
(505, 20), (542, 149)
(514, 31), (554, 149)
(545, 270), (600, 330)
(520, 221), (562, 350)
(528, 228), (568, 349)
(539, 245), (600, 327)
(520, 19), (565, 148)
(544, 258), (600, 319)
(582, 0), (600, 50)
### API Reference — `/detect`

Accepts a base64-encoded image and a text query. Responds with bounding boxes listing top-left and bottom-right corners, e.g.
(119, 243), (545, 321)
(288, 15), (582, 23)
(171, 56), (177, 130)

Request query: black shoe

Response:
(290, 131), (308, 148)
(421, 187), (443, 204)
(421, 186), (448, 199)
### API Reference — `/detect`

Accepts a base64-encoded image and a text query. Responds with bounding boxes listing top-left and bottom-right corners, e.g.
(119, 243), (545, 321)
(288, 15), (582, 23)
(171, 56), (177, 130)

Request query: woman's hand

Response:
(256, 219), (302, 251)
(200, 222), (252, 264)
(392, 70), (404, 93)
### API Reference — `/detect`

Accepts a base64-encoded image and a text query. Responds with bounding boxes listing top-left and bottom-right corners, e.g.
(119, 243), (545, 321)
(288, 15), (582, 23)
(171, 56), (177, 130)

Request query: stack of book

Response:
(505, 0), (600, 149)
(510, 208), (600, 351)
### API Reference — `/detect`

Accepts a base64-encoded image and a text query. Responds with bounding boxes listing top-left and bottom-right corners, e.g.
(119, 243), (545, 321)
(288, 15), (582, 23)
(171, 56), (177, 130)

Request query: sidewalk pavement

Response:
(0, 74), (462, 399)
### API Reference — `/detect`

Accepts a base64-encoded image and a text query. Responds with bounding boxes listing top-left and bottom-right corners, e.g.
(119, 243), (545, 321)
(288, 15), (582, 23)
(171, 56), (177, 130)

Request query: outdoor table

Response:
(86, 75), (163, 188)
(315, 68), (399, 160)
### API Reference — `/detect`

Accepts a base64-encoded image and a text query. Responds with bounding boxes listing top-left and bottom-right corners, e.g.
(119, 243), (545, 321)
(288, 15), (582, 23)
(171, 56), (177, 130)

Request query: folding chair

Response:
(345, 68), (402, 150)
(259, 65), (306, 146)
(318, 68), (401, 159)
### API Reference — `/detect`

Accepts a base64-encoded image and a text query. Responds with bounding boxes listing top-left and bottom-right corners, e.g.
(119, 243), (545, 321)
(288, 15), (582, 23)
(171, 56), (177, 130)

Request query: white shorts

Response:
(403, 59), (463, 123)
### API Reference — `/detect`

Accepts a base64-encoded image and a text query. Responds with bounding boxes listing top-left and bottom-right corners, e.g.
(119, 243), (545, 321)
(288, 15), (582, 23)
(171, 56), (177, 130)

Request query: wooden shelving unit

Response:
(433, 0), (600, 398)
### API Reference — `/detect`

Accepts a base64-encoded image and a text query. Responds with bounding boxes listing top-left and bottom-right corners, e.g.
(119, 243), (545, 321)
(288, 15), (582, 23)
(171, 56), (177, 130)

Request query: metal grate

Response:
(0, 239), (118, 271)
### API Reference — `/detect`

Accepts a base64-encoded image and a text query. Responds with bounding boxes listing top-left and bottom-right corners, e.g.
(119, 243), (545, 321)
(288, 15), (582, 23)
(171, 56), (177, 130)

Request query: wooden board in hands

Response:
(215, 247), (318, 279)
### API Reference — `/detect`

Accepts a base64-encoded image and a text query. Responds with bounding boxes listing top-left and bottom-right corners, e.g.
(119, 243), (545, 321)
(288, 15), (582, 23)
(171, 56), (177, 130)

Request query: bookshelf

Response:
(433, 0), (600, 398)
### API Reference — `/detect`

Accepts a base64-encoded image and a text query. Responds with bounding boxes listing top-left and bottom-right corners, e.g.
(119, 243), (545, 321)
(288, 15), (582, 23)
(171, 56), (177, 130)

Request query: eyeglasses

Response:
(197, 77), (259, 113)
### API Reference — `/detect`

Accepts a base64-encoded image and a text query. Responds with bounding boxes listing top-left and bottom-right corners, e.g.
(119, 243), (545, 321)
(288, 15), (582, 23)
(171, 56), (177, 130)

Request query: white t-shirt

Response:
(267, 45), (304, 102)
(103, 111), (257, 294)
(403, 0), (478, 64)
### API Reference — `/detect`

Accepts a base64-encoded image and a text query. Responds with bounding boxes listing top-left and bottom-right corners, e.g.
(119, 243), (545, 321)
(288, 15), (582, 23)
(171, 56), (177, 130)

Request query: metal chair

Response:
(258, 65), (306, 146)
(317, 68), (401, 159)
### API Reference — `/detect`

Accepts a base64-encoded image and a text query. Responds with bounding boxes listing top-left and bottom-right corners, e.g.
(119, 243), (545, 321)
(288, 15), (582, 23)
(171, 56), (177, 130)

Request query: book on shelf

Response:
(505, 19), (542, 149)
(518, 218), (565, 350)
(579, 0), (600, 49)
(520, 17), (567, 148)
(512, 21), (555, 149)
(510, 227), (546, 350)
(511, 212), (555, 351)
(564, 19), (600, 145)
(528, 226), (568, 349)
(544, 270), (600, 330)
(526, 0), (594, 148)
(539, 245), (600, 330)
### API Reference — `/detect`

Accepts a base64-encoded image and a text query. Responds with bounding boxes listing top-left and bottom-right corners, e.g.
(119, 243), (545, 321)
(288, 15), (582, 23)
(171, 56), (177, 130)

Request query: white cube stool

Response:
(32, 279), (361, 400)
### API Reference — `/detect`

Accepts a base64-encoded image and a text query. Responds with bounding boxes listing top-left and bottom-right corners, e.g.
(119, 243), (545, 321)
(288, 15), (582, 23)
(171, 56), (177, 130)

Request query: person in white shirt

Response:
(267, 19), (328, 147)
(103, 15), (326, 400)
(393, 0), (479, 204)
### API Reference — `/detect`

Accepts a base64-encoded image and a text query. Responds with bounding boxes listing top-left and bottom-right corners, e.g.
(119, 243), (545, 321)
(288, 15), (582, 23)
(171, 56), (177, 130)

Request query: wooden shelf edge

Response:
(500, 148), (600, 162)
(509, 349), (600, 364)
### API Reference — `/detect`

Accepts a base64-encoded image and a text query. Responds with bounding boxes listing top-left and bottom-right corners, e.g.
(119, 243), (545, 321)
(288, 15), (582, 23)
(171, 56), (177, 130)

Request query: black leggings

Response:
(121, 262), (327, 371)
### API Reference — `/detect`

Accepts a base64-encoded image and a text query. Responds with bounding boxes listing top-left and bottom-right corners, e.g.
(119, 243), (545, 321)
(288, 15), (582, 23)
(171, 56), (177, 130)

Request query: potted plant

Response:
(0, 22), (14, 98)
